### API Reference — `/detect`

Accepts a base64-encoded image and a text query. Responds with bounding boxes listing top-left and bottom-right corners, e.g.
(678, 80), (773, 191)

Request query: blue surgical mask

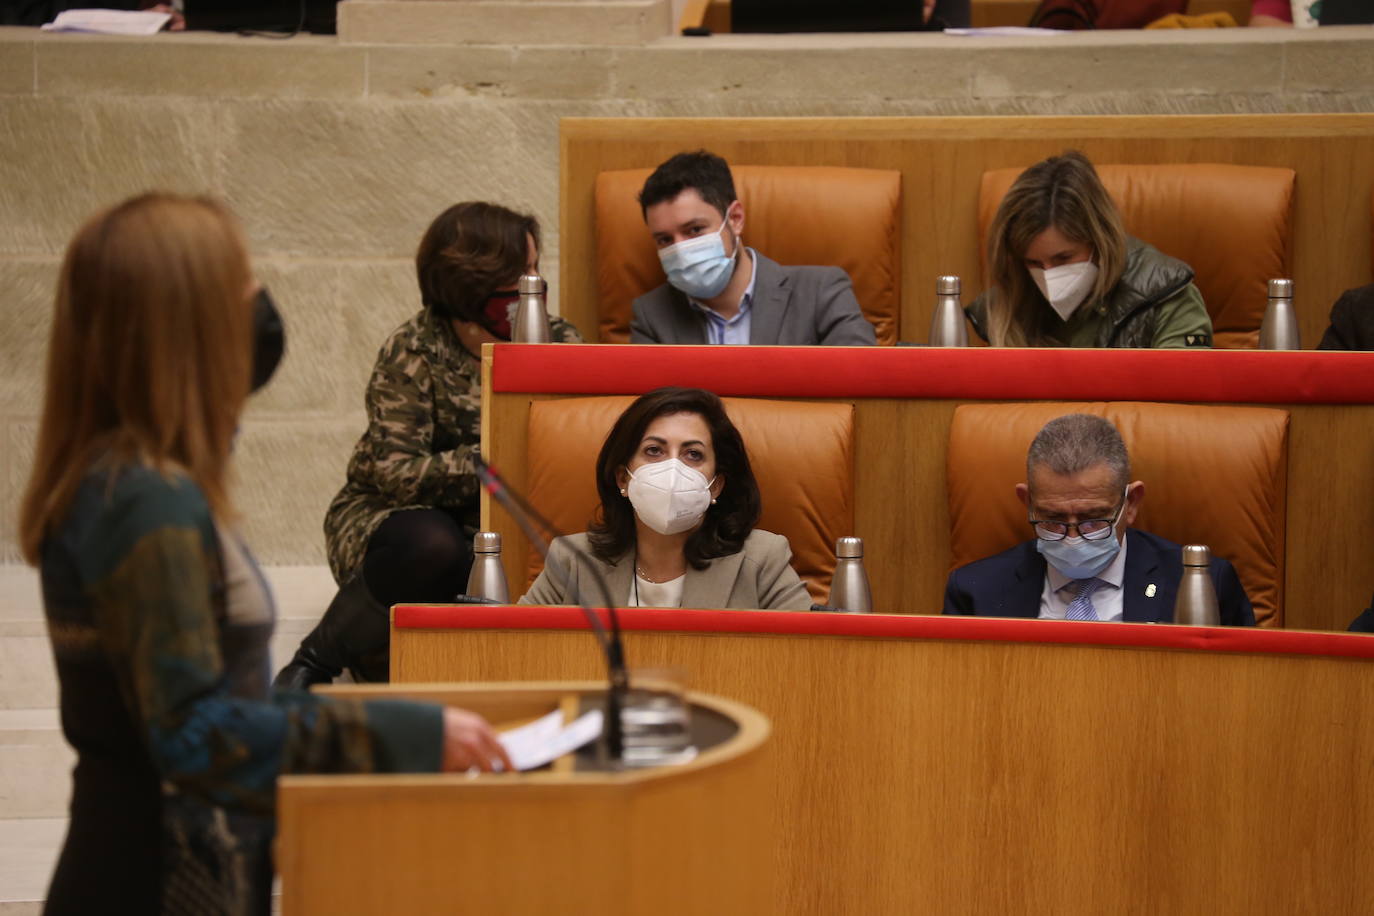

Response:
(1034, 487), (1127, 579)
(657, 217), (739, 300)
(1036, 533), (1121, 580)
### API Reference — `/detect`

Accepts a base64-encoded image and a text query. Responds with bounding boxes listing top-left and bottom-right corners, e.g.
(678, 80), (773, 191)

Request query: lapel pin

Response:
(1145, 584), (1157, 598)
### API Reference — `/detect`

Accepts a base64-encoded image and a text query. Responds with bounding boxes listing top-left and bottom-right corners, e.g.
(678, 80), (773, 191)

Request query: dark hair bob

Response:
(587, 387), (761, 568)
(415, 201), (539, 322)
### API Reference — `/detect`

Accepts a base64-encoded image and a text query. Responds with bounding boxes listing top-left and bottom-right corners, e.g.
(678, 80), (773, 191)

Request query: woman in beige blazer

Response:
(519, 388), (811, 611)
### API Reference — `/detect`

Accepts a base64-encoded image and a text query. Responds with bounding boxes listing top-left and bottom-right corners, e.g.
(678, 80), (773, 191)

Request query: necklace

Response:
(635, 564), (679, 584)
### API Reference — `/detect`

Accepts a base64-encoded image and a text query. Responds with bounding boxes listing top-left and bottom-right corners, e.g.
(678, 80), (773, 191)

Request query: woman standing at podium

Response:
(519, 387), (812, 610)
(968, 150), (1213, 349)
(19, 193), (509, 915)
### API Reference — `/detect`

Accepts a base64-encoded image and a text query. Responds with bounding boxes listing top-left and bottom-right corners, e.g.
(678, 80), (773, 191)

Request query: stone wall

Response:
(2, 24), (1371, 566)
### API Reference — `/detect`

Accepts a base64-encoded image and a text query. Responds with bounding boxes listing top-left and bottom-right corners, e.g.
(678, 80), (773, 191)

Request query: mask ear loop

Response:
(721, 211), (742, 266)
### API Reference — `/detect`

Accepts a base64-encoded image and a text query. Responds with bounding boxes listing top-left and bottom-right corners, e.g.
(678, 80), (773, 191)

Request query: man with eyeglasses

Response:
(942, 414), (1254, 625)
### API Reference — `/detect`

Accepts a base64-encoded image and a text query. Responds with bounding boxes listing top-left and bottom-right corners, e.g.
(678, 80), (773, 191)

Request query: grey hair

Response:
(1026, 414), (1130, 491)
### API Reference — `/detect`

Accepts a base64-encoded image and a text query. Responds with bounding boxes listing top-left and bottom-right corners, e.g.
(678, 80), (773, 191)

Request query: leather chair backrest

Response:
(525, 396), (855, 604)
(594, 165), (901, 345)
(946, 402), (1289, 626)
(979, 164), (1296, 349)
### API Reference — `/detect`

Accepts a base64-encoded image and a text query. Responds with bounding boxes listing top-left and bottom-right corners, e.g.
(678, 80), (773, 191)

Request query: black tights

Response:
(361, 509), (474, 607)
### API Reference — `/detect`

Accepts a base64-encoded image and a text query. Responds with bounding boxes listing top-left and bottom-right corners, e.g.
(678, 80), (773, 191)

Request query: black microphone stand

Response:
(473, 456), (629, 762)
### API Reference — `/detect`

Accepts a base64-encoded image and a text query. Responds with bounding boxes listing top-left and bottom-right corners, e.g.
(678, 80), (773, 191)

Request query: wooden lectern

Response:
(277, 681), (774, 916)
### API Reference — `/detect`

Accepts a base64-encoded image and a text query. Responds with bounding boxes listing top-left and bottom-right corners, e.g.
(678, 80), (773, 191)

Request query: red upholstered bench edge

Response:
(393, 605), (1374, 661)
(490, 344), (1374, 404)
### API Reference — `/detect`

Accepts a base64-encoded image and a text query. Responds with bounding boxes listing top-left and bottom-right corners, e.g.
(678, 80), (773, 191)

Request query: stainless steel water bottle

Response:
(1172, 544), (1220, 626)
(512, 273), (551, 343)
(1259, 278), (1301, 350)
(827, 536), (873, 614)
(928, 275), (968, 347)
(466, 531), (510, 603)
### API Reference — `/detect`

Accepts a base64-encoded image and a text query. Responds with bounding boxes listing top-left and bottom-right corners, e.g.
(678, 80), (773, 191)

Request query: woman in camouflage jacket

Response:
(275, 202), (580, 689)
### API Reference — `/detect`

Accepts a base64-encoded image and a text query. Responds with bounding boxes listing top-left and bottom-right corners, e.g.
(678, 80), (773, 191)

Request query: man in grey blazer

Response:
(630, 150), (876, 347)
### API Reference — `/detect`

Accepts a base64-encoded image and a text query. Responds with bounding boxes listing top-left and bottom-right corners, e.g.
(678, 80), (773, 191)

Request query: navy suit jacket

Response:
(942, 528), (1255, 626)
(1349, 593), (1374, 632)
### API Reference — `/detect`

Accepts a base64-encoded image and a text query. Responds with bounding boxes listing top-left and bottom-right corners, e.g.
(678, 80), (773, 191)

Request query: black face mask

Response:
(251, 288), (285, 393)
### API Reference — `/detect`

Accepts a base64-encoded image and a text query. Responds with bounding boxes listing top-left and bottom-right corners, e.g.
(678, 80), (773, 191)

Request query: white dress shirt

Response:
(629, 572), (685, 608)
(1038, 536), (1129, 622)
(689, 247), (758, 345)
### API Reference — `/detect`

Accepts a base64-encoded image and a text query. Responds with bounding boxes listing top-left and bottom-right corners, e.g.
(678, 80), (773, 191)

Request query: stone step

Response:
(0, 709), (71, 820)
(337, 0), (672, 46)
(0, 816), (65, 915)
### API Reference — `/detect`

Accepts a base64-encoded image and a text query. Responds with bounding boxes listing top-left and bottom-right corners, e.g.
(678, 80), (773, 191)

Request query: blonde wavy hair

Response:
(19, 193), (254, 562)
(984, 151), (1127, 347)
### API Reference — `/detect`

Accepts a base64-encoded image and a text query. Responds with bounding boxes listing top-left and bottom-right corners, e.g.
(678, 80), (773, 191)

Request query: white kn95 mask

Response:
(1029, 260), (1099, 321)
(625, 458), (715, 536)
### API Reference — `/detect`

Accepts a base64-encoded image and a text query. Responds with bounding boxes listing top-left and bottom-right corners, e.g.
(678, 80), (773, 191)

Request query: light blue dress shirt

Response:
(690, 248), (758, 345)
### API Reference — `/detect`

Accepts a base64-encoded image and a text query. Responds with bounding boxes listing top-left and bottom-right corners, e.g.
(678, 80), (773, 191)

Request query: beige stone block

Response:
(2, 423), (38, 566)
(0, 565), (41, 622)
(0, 816), (66, 913)
(243, 260), (349, 415)
(0, 261), (56, 415)
(335, 259), (425, 405)
(0, 31), (34, 94)
(1284, 39), (1374, 94)
(232, 418), (362, 564)
(970, 92), (1278, 117)
(1275, 92), (1374, 114)
(36, 33), (366, 100)
(610, 45), (972, 102)
(972, 41), (1284, 100)
(222, 99), (556, 258)
(0, 715), (74, 818)
(365, 45), (612, 100)
(0, 97), (219, 255)
(0, 631), (56, 709)
(338, 0), (672, 46)
(262, 565), (339, 622)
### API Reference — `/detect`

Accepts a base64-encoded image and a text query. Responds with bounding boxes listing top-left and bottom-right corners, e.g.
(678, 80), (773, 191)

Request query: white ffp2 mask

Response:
(1029, 260), (1099, 321)
(625, 458), (714, 536)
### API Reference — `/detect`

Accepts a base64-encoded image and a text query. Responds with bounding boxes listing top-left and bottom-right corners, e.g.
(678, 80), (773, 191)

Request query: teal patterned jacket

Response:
(42, 463), (444, 813)
(41, 462), (448, 911)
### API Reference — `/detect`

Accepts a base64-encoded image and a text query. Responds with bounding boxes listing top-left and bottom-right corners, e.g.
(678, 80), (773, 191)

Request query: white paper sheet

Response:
(499, 708), (604, 772)
(42, 10), (172, 35)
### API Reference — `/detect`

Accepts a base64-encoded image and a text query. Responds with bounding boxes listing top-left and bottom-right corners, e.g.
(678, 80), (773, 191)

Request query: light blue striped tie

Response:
(1066, 578), (1100, 621)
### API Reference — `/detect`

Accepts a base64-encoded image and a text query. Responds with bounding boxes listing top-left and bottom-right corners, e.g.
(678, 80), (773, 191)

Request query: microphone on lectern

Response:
(472, 455), (629, 762)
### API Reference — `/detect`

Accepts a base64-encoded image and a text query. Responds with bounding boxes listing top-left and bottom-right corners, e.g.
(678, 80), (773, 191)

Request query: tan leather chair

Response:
(946, 402), (1289, 626)
(979, 164), (1296, 349)
(594, 166), (901, 345)
(524, 396), (855, 604)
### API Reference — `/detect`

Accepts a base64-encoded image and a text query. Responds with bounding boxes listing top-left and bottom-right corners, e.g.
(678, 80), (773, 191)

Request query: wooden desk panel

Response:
(392, 614), (1374, 915)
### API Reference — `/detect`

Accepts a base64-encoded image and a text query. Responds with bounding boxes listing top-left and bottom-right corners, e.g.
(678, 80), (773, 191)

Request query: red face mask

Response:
(480, 292), (518, 340)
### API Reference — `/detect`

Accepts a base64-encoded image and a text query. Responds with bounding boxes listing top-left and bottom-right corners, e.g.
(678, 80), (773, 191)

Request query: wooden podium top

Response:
(307, 680), (770, 784)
